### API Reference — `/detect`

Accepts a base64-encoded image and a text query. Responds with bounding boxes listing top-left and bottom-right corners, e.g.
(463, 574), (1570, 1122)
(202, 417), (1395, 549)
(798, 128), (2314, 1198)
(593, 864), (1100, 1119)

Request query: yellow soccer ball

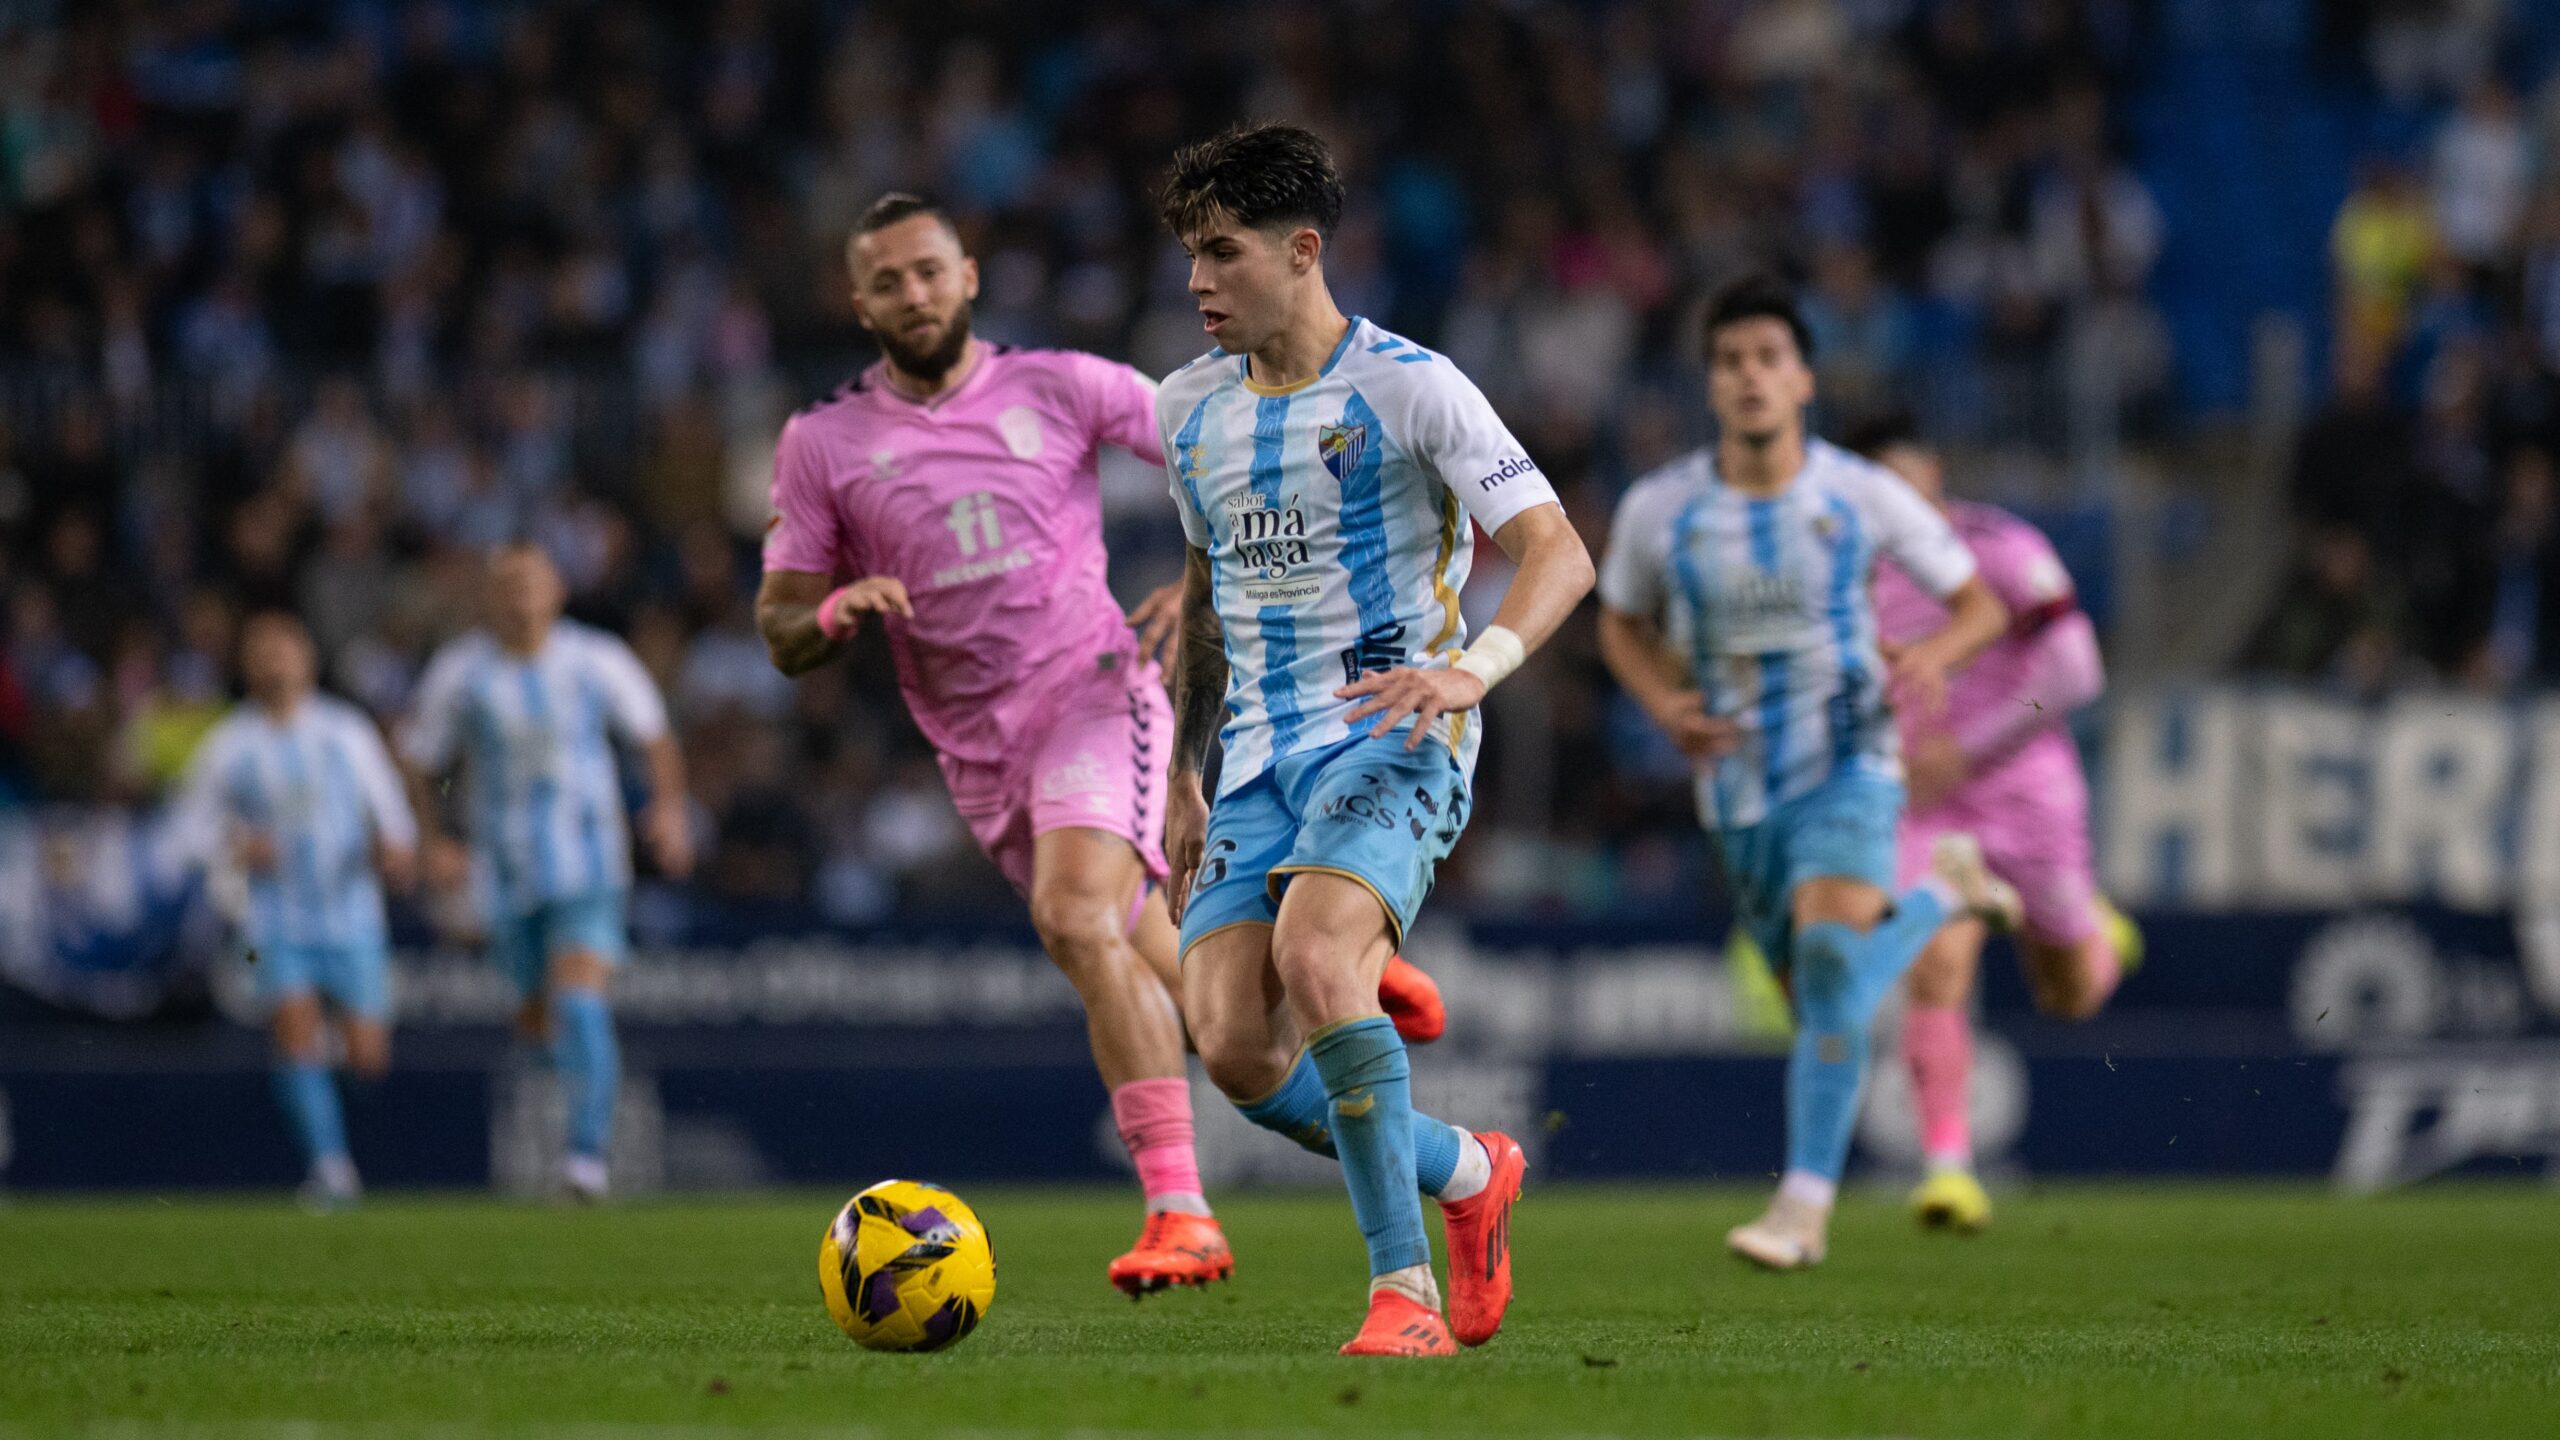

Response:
(818, 1179), (996, 1352)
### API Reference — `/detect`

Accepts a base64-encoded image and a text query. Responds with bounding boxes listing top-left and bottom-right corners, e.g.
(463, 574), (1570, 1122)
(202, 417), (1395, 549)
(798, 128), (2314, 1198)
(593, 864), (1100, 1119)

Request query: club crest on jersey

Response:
(1811, 511), (1841, 542)
(1317, 421), (1368, 481)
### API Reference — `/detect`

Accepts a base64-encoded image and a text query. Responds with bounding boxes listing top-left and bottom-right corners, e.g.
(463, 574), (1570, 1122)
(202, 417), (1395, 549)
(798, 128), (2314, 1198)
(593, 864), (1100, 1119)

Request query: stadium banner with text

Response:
(4, 906), (2557, 1193)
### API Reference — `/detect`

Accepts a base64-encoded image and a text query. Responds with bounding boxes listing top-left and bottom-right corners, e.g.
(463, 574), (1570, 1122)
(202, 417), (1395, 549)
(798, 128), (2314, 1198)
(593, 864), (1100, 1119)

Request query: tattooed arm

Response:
(1163, 546), (1225, 923)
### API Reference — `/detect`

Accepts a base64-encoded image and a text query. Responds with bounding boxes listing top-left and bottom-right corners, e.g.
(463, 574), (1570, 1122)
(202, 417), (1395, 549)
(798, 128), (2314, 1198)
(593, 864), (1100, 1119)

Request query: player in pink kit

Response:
(1855, 413), (2128, 1234)
(756, 195), (1439, 1295)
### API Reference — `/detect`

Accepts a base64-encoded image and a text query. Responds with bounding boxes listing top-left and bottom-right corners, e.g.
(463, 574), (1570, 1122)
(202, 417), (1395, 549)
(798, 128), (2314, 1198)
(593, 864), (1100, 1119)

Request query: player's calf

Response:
(2021, 933), (2117, 1020)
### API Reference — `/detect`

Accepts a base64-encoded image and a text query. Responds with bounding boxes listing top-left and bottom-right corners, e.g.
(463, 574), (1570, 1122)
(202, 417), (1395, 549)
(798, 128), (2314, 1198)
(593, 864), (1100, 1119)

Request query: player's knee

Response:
(1906, 943), (1972, 1009)
(1192, 1022), (1289, 1101)
(343, 1025), (391, 1079)
(547, 949), (612, 995)
(1267, 925), (1363, 1009)
(1028, 889), (1124, 980)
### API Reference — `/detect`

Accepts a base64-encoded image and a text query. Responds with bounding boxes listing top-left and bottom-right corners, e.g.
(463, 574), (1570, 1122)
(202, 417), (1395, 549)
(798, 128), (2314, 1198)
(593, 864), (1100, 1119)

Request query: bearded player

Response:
(1853, 411), (2130, 1234)
(756, 194), (1443, 1297)
(1155, 123), (1592, 1356)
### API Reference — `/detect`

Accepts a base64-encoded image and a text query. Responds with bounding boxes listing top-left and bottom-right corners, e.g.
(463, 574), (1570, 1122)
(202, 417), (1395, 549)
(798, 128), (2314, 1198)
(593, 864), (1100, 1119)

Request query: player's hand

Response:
(1905, 730), (1968, 810)
(644, 798), (696, 880)
(1649, 690), (1741, 759)
(424, 837), (471, 894)
(1163, 773), (1210, 927)
(1125, 582), (1184, 671)
(377, 842), (419, 896)
(234, 830), (280, 875)
(826, 576), (914, 638)
(1887, 639), (1954, 719)
(1336, 666), (1488, 751)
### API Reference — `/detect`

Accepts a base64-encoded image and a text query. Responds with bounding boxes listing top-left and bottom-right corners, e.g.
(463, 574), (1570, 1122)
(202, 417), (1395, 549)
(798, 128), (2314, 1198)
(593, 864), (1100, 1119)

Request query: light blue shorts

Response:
(256, 940), (393, 1022)
(1714, 772), (1905, 970)
(489, 889), (630, 995)
(1178, 730), (1471, 957)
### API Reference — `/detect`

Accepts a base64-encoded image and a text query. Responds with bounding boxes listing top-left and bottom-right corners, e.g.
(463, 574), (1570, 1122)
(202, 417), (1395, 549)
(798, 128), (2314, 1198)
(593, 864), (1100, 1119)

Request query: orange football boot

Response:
(1440, 1129), (1526, 1346)
(1378, 953), (1446, 1043)
(1106, 1210), (1234, 1298)
(1338, 1288), (1455, 1357)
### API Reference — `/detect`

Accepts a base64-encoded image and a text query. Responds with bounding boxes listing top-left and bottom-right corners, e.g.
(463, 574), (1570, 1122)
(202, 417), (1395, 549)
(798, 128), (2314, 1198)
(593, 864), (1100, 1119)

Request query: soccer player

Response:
(757, 193), (1441, 1294)
(402, 543), (693, 1202)
(1153, 123), (1593, 1356)
(1852, 411), (2125, 1234)
(1595, 275), (2019, 1271)
(175, 612), (418, 1210)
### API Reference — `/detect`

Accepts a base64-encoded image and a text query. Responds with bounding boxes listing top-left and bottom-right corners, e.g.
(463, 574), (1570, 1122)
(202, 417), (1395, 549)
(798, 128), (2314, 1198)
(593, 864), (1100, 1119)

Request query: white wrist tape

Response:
(1451, 625), (1527, 691)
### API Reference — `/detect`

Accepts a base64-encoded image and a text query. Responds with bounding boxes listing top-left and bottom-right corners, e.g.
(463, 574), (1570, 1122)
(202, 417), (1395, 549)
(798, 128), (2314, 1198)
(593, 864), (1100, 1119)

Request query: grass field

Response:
(3, 1183), (2555, 1438)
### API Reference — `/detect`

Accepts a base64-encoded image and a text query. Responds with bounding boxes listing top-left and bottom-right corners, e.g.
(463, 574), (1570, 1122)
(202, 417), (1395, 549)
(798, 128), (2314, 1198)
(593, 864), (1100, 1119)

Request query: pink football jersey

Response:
(763, 343), (1163, 772)
(1874, 499), (2087, 795)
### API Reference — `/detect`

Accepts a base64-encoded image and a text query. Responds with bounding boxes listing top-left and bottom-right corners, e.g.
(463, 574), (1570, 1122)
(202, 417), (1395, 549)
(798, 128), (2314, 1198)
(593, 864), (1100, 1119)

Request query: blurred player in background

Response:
(1154, 124), (1592, 1355)
(402, 543), (693, 1202)
(1852, 411), (2133, 1234)
(1596, 276), (2017, 1271)
(175, 613), (417, 1210)
(757, 194), (1441, 1295)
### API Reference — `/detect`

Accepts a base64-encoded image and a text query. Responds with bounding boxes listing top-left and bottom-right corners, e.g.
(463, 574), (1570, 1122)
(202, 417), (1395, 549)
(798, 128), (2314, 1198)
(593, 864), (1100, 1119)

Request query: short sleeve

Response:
(1982, 519), (2076, 623)
(1158, 385), (1212, 549)
(585, 634), (671, 746)
(167, 721), (240, 866)
(401, 645), (472, 773)
(1072, 354), (1164, 465)
(1596, 476), (1685, 618)
(1857, 468), (1977, 600)
(761, 414), (847, 578)
(1401, 365), (1559, 535)
(337, 708), (419, 848)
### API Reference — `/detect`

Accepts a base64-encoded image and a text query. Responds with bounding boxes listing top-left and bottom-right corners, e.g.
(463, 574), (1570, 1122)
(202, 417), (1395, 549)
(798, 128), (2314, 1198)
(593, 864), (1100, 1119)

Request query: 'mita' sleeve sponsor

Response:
(1075, 354), (1165, 465)
(1395, 363), (1559, 535)
(1596, 472), (1683, 618)
(1849, 458), (1976, 599)
(762, 415), (847, 578)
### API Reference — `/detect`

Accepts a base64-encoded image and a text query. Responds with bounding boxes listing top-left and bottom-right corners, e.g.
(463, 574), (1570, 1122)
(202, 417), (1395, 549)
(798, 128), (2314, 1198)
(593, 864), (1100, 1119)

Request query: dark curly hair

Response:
(1156, 122), (1345, 243)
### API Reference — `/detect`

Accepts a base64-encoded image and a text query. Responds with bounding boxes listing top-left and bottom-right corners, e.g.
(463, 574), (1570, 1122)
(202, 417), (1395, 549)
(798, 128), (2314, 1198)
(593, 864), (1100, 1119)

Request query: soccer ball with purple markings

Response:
(818, 1179), (997, 1352)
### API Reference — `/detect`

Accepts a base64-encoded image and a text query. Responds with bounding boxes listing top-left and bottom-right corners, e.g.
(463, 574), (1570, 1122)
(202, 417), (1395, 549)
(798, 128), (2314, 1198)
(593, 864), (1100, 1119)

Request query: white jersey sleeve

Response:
(1596, 467), (1696, 618)
(581, 630), (672, 747)
(1156, 362), (1218, 550)
(330, 701), (419, 850)
(1391, 362), (1558, 535)
(401, 638), (478, 773)
(1842, 458), (1976, 599)
(168, 716), (245, 868)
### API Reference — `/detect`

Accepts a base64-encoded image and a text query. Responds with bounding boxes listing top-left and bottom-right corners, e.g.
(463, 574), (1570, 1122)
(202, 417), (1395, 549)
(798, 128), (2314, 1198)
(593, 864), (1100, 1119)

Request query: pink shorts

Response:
(1896, 773), (2100, 947)
(940, 660), (1172, 900)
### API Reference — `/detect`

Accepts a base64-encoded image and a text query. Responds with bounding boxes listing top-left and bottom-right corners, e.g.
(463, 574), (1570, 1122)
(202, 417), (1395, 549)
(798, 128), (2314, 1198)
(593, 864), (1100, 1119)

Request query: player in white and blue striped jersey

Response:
(1153, 124), (1595, 1356)
(401, 542), (693, 1202)
(174, 612), (417, 1210)
(1596, 275), (2018, 1270)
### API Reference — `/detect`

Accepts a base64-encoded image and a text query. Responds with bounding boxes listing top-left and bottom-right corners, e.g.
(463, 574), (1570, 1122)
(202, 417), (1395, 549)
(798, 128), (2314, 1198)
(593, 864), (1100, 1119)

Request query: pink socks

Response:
(1111, 1076), (1210, 1215)
(1902, 1005), (1974, 1170)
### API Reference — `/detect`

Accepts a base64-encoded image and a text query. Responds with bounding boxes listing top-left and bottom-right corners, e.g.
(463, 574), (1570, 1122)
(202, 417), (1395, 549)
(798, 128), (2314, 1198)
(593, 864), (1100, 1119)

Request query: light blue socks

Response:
(551, 988), (620, 1161)
(1785, 888), (1948, 1181)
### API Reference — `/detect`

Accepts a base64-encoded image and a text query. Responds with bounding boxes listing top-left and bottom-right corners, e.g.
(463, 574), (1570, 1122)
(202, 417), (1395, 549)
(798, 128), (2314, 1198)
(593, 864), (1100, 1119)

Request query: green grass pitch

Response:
(3, 1184), (2554, 1438)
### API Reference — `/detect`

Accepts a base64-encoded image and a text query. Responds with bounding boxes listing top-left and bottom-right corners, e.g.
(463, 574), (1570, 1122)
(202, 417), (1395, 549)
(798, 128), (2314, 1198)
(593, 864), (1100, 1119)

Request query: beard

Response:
(875, 303), (975, 381)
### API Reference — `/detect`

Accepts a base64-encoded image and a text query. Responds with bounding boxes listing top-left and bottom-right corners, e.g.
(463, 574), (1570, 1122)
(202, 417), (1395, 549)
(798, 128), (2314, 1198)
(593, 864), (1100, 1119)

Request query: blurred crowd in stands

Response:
(2260, 6), (2560, 695)
(0, 0), (2209, 925)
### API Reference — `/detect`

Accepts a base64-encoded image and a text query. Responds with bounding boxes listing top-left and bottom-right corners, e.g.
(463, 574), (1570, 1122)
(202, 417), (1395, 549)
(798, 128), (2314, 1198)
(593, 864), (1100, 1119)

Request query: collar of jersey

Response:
(1235, 316), (1364, 397)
